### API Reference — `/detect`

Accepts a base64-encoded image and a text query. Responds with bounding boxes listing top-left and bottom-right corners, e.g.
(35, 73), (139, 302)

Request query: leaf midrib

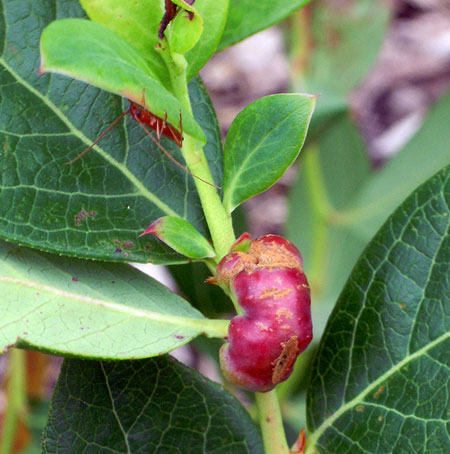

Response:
(305, 329), (450, 453)
(0, 57), (178, 217)
(224, 97), (309, 208)
(0, 276), (231, 337)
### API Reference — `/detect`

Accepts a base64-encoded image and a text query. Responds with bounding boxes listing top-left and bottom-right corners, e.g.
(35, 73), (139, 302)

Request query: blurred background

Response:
(1, 0), (450, 451)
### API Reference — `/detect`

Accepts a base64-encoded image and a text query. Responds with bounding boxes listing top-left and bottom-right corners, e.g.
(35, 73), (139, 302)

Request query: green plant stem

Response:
(181, 134), (235, 258)
(255, 391), (290, 454)
(162, 47), (235, 259)
(0, 348), (26, 454)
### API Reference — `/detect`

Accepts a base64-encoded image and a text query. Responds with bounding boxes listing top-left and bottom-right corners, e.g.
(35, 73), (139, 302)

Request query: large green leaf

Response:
(218, 0), (310, 52)
(0, 241), (227, 358)
(40, 18), (204, 141)
(42, 356), (263, 453)
(0, 0), (222, 264)
(305, 165), (450, 454)
(223, 94), (315, 213)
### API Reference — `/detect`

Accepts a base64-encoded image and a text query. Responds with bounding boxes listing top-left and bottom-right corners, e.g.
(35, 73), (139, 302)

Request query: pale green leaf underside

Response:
(0, 241), (227, 358)
(40, 18), (205, 141)
(223, 93), (316, 213)
(79, 0), (168, 84)
(149, 216), (216, 259)
(42, 357), (263, 453)
(306, 165), (450, 454)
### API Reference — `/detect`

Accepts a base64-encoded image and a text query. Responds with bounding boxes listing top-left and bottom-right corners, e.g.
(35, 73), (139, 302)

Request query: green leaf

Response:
(79, 0), (168, 85)
(218, 0), (310, 52)
(306, 165), (450, 454)
(186, 0), (229, 79)
(223, 93), (316, 213)
(167, 5), (204, 55)
(0, 0), (222, 264)
(0, 241), (228, 358)
(43, 357), (263, 454)
(40, 18), (205, 141)
(141, 216), (216, 259)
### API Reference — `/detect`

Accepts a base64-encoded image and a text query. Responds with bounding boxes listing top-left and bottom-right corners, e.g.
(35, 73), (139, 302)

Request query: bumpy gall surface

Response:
(217, 234), (312, 392)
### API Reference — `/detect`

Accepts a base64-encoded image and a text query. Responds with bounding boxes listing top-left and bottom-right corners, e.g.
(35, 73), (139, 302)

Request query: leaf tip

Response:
(139, 219), (162, 238)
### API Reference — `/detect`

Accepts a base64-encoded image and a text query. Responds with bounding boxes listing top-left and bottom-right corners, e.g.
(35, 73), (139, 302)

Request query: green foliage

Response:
(79, 0), (168, 84)
(0, 240), (228, 358)
(0, 0), (448, 453)
(0, 0), (225, 264)
(218, 0), (311, 51)
(184, 0), (229, 78)
(42, 356), (263, 454)
(40, 18), (204, 140)
(306, 164), (450, 454)
(142, 215), (216, 259)
(223, 94), (316, 213)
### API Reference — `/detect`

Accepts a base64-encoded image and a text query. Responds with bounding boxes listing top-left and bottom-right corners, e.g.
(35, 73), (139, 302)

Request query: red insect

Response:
(66, 100), (183, 165)
(66, 99), (219, 189)
(128, 101), (183, 147)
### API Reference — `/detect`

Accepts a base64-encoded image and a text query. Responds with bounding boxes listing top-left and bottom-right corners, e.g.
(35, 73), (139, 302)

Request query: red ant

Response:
(66, 97), (219, 189)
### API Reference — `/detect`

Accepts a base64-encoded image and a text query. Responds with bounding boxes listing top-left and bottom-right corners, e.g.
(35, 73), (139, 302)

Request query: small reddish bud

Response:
(217, 234), (312, 392)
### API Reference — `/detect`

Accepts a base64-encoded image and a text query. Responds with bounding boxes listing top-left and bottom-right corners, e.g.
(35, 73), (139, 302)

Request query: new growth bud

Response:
(215, 234), (312, 392)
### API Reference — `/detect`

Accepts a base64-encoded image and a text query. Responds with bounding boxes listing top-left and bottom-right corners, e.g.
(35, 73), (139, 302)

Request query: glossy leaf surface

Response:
(0, 241), (228, 358)
(0, 0), (222, 264)
(40, 18), (204, 141)
(218, 0), (310, 51)
(223, 94), (315, 213)
(42, 357), (263, 454)
(306, 165), (450, 454)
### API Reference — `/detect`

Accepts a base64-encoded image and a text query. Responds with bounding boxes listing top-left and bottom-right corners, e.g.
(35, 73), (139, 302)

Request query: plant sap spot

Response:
(356, 406), (365, 412)
(373, 385), (385, 398)
(174, 335), (185, 340)
(122, 240), (134, 249)
(72, 277), (79, 282)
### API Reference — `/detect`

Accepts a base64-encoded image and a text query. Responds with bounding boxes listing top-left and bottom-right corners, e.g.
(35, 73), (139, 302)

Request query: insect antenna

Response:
(137, 122), (221, 189)
(65, 110), (129, 165)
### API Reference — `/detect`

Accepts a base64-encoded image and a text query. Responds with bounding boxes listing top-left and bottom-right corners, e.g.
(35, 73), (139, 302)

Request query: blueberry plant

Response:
(0, 1), (449, 454)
